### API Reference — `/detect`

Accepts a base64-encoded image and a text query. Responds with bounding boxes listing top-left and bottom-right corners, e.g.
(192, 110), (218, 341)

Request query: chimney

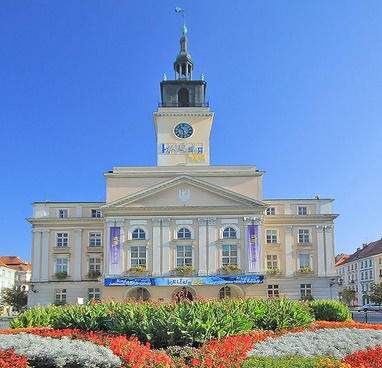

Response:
(363, 243), (368, 249)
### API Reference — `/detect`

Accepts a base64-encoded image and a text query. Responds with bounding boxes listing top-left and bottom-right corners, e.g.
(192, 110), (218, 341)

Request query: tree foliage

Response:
(0, 286), (27, 312)
(341, 287), (356, 306)
(365, 283), (382, 305)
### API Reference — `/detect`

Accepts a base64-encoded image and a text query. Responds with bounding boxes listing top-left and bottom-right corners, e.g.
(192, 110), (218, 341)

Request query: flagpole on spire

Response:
(175, 7), (187, 35)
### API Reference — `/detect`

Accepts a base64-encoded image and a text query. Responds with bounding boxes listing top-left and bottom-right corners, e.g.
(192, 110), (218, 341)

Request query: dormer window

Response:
(298, 206), (307, 215)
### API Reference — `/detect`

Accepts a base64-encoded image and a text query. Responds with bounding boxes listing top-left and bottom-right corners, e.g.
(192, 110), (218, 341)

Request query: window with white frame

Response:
(55, 258), (69, 273)
(89, 232), (102, 247)
(56, 233), (69, 247)
(177, 228), (191, 239)
(219, 286), (231, 299)
(300, 284), (312, 298)
(88, 287), (101, 300)
(298, 229), (310, 243)
(267, 254), (278, 269)
(223, 227), (237, 239)
(91, 209), (102, 218)
(176, 245), (192, 267)
(266, 207), (275, 215)
(222, 244), (237, 266)
(58, 209), (68, 218)
(88, 257), (101, 273)
(268, 284), (279, 298)
(55, 289), (66, 304)
(266, 229), (278, 244)
(298, 206), (307, 215)
(298, 253), (310, 269)
(132, 228), (146, 239)
(130, 246), (147, 268)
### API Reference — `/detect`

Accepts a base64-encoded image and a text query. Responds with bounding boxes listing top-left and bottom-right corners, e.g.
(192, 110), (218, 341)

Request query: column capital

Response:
(161, 218), (170, 227)
(152, 218), (161, 227)
(207, 218), (216, 226)
(116, 219), (124, 227)
(74, 228), (83, 234)
(198, 218), (207, 226)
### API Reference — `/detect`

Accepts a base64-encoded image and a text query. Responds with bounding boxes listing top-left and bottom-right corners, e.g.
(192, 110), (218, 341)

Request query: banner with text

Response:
(109, 227), (121, 274)
(247, 224), (260, 273)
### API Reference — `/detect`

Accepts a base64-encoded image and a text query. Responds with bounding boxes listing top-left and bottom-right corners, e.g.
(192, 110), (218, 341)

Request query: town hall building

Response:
(27, 25), (338, 307)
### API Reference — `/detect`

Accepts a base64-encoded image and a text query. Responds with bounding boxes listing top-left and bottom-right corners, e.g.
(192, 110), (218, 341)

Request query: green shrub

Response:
(10, 304), (64, 329)
(241, 354), (345, 367)
(309, 300), (351, 322)
(10, 298), (315, 348)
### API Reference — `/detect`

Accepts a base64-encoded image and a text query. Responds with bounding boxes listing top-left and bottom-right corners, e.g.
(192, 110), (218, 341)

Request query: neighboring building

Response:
(27, 26), (338, 307)
(0, 260), (17, 315)
(336, 239), (382, 306)
(0, 256), (31, 289)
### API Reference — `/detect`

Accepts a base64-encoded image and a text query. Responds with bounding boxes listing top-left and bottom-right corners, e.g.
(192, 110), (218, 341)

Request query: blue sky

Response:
(1, 1), (382, 262)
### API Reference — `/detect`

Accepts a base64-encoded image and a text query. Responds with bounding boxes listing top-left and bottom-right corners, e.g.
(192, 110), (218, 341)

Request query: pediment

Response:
(102, 175), (267, 211)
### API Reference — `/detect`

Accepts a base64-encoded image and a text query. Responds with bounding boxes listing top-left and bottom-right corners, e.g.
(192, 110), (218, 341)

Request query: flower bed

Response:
(2, 322), (382, 367)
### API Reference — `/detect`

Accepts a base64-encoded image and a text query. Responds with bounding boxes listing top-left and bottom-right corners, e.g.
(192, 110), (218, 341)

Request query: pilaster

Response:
(152, 219), (161, 276)
(285, 225), (293, 277)
(162, 218), (171, 276)
(207, 218), (216, 274)
(198, 218), (208, 276)
(73, 229), (82, 281)
(41, 230), (50, 281)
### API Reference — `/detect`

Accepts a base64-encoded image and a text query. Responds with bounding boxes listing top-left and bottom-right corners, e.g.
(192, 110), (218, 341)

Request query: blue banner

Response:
(104, 275), (264, 287)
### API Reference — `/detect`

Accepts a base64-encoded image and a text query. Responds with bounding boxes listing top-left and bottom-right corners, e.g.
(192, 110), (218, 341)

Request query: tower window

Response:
(178, 88), (189, 107)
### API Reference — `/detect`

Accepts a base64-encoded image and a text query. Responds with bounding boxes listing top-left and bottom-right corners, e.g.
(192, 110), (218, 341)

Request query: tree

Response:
(364, 283), (382, 305)
(341, 287), (356, 306)
(0, 286), (27, 312)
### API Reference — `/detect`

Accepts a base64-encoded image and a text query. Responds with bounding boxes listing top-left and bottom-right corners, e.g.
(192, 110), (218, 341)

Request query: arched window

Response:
(132, 228), (146, 240)
(219, 286), (231, 299)
(178, 88), (189, 107)
(223, 227), (237, 239)
(135, 287), (150, 301)
(177, 228), (191, 239)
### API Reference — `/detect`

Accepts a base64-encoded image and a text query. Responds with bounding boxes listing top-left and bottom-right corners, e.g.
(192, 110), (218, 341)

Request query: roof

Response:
(340, 239), (382, 265)
(0, 256), (31, 272)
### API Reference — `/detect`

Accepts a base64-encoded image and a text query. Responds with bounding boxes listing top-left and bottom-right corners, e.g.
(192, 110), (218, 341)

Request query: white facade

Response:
(27, 29), (339, 307)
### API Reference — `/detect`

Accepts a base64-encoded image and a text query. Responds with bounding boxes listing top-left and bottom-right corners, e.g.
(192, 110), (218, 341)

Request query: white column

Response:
(285, 226), (293, 277)
(73, 229), (82, 281)
(152, 219), (161, 276)
(207, 218), (217, 275)
(32, 230), (42, 282)
(105, 219), (114, 276)
(316, 226), (326, 277)
(162, 218), (171, 276)
(325, 225), (335, 276)
(41, 230), (50, 281)
(198, 218), (208, 276)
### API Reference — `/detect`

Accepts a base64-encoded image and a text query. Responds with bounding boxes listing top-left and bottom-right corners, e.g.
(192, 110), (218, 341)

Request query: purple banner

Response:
(109, 227), (121, 274)
(247, 225), (259, 272)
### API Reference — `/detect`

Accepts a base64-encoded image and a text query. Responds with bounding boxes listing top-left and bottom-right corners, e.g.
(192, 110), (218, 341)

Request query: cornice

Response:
(26, 218), (105, 226)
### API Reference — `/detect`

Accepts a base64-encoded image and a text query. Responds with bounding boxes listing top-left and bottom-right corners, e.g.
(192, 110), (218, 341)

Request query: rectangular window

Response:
(370, 270), (373, 278)
(299, 253), (310, 268)
(56, 233), (69, 247)
(267, 284), (279, 298)
(360, 261), (363, 268)
(300, 284), (312, 297)
(89, 232), (102, 247)
(298, 206), (307, 215)
(58, 209), (68, 218)
(369, 260), (372, 267)
(266, 230), (278, 244)
(55, 289), (67, 304)
(88, 257), (101, 273)
(88, 288), (101, 301)
(266, 207), (275, 215)
(130, 246), (147, 268)
(266, 254), (278, 269)
(222, 244), (238, 266)
(176, 245), (192, 267)
(55, 258), (68, 273)
(91, 209), (102, 218)
(298, 229), (310, 243)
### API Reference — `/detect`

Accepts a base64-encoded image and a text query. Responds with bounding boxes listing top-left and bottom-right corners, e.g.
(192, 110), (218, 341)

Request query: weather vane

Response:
(175, 7), (187, 35)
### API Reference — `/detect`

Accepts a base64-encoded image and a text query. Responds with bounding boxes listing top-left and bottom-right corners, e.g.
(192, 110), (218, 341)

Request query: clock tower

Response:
(153, 26), (214, 167)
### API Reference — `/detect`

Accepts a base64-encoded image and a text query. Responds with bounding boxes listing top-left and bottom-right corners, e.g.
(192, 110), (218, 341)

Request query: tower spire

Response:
(174, 7), (193, 80)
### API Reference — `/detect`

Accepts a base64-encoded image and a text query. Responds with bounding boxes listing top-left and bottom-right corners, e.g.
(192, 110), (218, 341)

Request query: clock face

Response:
(174, 123), (193, 139)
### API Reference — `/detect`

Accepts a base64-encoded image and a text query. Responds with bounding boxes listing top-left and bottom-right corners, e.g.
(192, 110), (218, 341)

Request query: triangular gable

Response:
(102, 175), (267, 210)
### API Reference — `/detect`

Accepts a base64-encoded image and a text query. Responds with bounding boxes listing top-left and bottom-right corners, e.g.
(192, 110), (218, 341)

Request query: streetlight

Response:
(329, 278), (336, 300)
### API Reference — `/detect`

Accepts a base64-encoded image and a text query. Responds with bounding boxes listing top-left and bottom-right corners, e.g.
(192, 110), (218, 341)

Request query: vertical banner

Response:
(247, 224), (259, 273)
(109, 227), (121, 274)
